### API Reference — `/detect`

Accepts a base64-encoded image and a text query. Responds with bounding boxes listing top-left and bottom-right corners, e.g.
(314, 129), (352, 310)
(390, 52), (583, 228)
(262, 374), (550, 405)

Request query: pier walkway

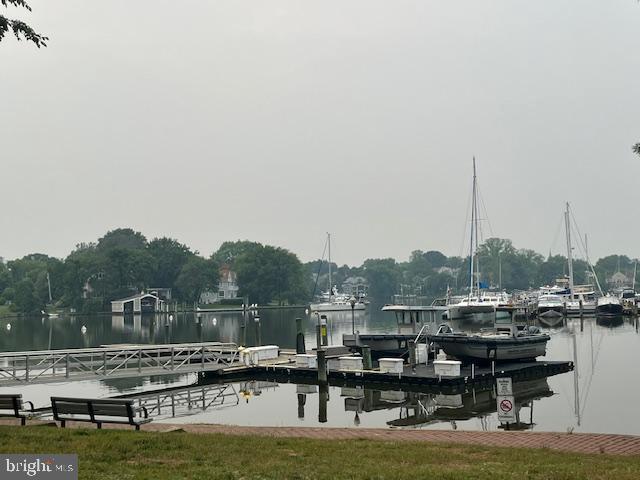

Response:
(0, 342), (240, 385)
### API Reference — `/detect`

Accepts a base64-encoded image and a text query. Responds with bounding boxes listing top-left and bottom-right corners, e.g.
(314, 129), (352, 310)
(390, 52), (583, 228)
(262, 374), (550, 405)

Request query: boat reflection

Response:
(340, 378), (552, 431)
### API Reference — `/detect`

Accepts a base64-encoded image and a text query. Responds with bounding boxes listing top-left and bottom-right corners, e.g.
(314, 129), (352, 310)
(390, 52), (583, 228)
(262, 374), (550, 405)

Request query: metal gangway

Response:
(119, 383), (240, 419)
(0, 342), (240, 385)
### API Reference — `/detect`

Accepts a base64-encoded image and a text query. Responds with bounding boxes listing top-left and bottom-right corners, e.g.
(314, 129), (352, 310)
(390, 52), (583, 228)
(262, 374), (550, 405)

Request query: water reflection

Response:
(1, 309), (640, 434)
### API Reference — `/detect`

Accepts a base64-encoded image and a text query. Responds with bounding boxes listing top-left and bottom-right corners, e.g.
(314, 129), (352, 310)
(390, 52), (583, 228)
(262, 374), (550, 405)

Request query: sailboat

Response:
(563, 203), (597, 316)
(309, 233), (366, 312)
(447, 159), (511, 320)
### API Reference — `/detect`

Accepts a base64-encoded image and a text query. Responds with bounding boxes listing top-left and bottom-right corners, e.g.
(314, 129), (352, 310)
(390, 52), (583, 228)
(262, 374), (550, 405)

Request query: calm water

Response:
(0, 309), (638, 434)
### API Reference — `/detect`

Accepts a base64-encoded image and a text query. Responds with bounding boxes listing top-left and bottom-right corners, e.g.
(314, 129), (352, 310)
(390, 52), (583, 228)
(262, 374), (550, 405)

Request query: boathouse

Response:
(111, 293), (164, 314)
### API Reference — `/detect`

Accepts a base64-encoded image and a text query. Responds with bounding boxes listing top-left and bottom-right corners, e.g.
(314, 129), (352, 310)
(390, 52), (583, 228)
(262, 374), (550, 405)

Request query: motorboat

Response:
(434, 308), (550, 362)
(564, 288), (597, 316)
(536, 294), (565, 318)
(596, 295), (623, 316)
(619, 288), (637, 315)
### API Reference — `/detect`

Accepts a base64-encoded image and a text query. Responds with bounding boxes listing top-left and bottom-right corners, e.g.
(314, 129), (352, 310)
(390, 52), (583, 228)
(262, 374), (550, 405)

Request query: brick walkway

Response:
(146, 424), (640, 456)
(3, 420), (640, 455)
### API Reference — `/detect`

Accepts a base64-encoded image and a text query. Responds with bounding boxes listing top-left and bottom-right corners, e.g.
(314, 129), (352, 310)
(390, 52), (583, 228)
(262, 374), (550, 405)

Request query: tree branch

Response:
(0, 14), (47, 47)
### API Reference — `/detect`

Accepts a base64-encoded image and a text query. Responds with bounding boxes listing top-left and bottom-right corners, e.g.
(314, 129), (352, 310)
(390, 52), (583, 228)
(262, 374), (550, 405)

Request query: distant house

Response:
(607, 272), (631, 288)
(200, 265), (240, 303)
(341, 276), (369, 297)
(435, 267), (459, 277)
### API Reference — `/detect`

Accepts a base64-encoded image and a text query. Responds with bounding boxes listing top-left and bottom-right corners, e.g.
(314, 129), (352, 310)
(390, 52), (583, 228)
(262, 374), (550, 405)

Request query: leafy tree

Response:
(362, 258), (399, 302)
(0, 0), (47, 47)
(147, 238), (194, 288)
(97, 228), (147, 251)
(235, 244), (308, 305)
(13, 278), (39, 313)
(212, 240), (261, 266)
(175, 257), (219, 304)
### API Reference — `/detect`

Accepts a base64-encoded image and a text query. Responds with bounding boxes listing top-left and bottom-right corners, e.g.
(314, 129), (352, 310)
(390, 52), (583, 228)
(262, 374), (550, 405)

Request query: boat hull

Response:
(310, 303), (366, 312)
(537, 306), (564, 318)
(434, 334), (550, 362)
(595, 303), (623, 316)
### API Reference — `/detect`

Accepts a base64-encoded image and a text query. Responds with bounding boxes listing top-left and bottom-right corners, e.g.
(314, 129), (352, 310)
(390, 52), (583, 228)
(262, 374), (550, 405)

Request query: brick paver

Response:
(3, 419), (639, 455)
(144, 423), (640, 456)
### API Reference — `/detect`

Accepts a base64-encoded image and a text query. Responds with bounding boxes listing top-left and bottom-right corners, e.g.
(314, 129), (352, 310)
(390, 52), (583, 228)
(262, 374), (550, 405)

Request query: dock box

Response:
(378, 358), (404, 374)
(338, 356), (363, 371)
(435, 394), (463, 407)
(433, 359), (461, 377)
(295, 354), (317, 369)
(416, 344), (428, 364)
(240, 346), (279, 366)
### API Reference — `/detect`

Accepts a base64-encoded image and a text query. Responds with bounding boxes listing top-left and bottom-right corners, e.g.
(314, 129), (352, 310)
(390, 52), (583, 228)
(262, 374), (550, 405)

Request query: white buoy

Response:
(81, 325), (87, 334)
(212, 318), (217, 326)
(6, 323), (11, 331)
(305, 308), (309, 315)
(169, 314), (174, 322)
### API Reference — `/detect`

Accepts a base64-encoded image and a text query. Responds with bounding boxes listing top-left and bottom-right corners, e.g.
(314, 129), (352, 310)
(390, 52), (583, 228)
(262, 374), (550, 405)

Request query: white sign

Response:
(496, 395), (517, 423)
(496, 377), (513, 396)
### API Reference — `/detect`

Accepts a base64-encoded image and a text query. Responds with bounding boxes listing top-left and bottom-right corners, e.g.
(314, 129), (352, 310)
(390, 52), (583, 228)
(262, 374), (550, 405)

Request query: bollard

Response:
(408, 340), (417, 370)
(295, 318), (306, 354)
(362, 345), (372, 370)
(317, 349), (327, 383)
(579, 299), (583, 317)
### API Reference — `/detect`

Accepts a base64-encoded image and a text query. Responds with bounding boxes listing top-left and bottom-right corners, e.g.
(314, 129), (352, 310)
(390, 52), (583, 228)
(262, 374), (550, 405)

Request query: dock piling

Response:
(408, 340), (417, 372)
(362, 346), (372, 370)
(295, 318), (305, 354)
(317, 349), (327, 383)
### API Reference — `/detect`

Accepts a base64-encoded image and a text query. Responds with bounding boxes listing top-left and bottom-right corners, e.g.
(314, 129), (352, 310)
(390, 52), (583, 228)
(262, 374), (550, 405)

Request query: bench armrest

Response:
(23, 401), (35, 412)
(136, 406), (149, 419)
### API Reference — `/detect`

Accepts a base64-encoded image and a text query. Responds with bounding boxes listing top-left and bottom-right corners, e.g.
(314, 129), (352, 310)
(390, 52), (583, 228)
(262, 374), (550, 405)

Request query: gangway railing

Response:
(0, 342), (239, 385)
(121, 383), (239, 418)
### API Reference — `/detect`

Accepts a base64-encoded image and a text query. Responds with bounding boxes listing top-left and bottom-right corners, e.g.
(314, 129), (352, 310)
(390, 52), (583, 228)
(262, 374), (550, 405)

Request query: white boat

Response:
(309, 233), (367, 312)
(564, 288), (597, 315)
(536, 294), (565, 318)
(596, 295), (623, 316)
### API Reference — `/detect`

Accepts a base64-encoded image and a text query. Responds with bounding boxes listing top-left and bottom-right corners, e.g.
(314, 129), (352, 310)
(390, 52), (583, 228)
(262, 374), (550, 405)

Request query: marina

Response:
(0, 306), (636, 435)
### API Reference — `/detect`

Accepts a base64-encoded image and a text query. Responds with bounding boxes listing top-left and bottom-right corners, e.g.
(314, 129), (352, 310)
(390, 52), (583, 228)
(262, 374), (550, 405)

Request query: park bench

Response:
(0, 394), (35, 426)
(51, 397), (151, 431)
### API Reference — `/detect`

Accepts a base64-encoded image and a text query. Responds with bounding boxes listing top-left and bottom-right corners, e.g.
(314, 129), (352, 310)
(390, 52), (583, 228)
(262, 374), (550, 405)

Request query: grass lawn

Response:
(0, 426), (639, 479)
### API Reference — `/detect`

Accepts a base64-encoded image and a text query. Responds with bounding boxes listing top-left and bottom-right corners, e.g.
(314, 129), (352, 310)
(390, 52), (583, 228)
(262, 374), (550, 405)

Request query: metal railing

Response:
(0, 342), (239, 385)
(127, 383), (239, 418)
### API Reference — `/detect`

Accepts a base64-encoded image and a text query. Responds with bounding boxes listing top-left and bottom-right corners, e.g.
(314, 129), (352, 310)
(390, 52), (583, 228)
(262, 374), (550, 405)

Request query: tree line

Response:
(1, 230), (637, 314)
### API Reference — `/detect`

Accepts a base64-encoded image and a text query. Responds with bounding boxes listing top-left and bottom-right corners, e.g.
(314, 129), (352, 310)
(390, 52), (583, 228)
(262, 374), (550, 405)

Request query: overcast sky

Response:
(2, 0), (640, 265)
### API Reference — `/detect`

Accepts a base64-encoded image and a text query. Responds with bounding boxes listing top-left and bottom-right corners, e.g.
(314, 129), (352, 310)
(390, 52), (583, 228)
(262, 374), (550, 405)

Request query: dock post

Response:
(317, 349), (327, 384)
(491, 361), (495, 377)
(295, 318), (306, 354)
(579, 300), (583, 317)
(362, 346), (372, 370)
(471, 363), (475, 380)
(408, 340), (417, 371)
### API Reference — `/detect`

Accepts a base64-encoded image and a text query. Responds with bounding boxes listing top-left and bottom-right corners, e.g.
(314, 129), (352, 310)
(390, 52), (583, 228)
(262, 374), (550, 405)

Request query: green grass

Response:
(0, 426), (639, 479)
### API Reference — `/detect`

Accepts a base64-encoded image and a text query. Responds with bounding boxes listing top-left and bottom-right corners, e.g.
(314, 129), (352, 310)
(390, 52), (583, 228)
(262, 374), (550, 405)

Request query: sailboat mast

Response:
(469, 159), (476, 297)
(47, 271), (53, 303)
(473, 158), (480, 294)
(327, 233), (332, 300)
(565, 202), (574, 294)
